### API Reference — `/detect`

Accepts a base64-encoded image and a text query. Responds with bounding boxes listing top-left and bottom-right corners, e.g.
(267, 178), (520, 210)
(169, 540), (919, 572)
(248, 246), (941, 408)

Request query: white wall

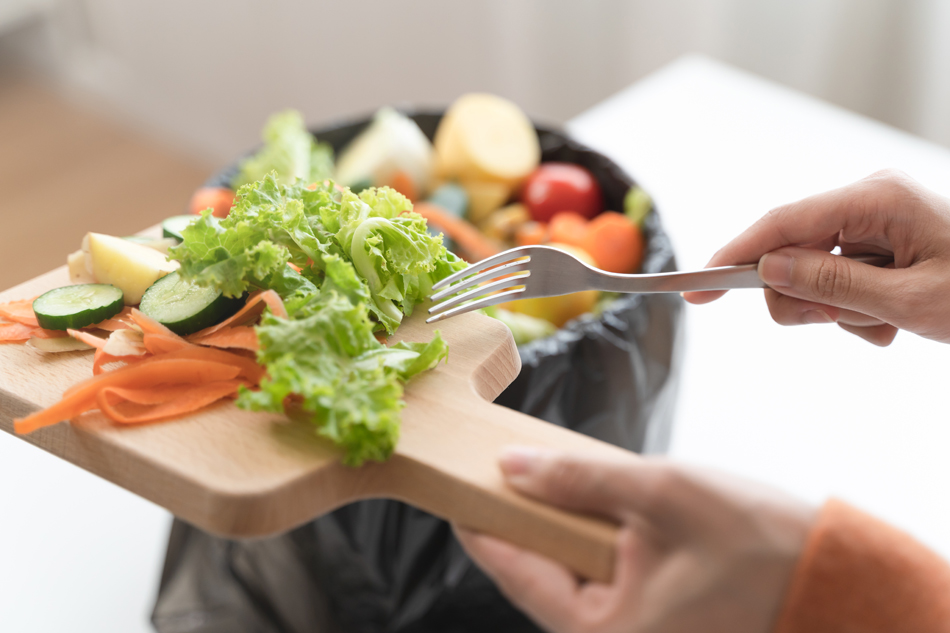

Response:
(6, 0), (950, 164)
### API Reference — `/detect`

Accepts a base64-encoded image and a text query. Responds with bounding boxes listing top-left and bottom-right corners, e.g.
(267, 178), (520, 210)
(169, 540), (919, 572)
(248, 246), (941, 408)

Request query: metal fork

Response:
(427, 245), (888, 323)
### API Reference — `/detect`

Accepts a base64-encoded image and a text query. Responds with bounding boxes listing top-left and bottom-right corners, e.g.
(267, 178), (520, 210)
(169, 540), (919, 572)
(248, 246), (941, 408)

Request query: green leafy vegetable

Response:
(170, 173), (465, 465)
(232, 110), (334, 188)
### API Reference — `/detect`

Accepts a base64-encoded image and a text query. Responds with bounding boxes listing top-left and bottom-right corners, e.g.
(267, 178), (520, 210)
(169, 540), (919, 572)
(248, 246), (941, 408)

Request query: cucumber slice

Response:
(33, 284), (124, 331)
(139, 272), (243, 336)
(162, 215), (199, 242)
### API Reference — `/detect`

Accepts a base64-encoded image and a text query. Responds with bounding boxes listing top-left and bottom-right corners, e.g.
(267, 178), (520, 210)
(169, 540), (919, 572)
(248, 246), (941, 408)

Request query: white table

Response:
(568, 55), (950, 559)
(4, 55), (950, 631)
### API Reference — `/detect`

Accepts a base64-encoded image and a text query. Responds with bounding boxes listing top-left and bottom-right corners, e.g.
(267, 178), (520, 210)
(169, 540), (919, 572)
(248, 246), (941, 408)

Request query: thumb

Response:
(758, 247), (901, 319)
(499, 446), (654, 523)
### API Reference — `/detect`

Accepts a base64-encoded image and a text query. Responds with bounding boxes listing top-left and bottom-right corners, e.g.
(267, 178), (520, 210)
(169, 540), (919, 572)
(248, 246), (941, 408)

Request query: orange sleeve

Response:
(774, 499), (950, 633)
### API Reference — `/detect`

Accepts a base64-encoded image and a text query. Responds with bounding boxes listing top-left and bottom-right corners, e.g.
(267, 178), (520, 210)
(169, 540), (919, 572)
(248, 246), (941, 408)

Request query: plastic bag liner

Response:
(152, 112), (685, 633)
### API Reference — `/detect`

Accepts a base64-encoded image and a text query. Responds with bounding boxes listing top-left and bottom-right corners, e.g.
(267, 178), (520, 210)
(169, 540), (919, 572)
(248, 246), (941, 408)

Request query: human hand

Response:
(455, 447), (814, 633)
(683, 170), (950, 346)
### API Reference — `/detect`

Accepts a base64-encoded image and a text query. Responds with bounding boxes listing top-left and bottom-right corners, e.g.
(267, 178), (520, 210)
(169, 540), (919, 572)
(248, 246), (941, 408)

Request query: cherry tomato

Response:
(520, 163), (604, 222)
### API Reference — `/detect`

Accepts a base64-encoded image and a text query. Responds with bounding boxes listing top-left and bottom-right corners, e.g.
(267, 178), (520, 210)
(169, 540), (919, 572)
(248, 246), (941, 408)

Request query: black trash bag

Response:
(152, 113), (684, 633)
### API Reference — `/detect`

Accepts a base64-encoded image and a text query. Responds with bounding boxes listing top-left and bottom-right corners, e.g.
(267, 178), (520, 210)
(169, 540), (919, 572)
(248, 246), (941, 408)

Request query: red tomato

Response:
(520, 163), (604, 222)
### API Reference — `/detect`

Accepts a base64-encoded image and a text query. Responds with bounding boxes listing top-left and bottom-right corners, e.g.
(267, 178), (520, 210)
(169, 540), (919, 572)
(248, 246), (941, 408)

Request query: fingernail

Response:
(500, 446), (545, 476)
(803, 310), (835, 324)
(759, 253), (793, 287)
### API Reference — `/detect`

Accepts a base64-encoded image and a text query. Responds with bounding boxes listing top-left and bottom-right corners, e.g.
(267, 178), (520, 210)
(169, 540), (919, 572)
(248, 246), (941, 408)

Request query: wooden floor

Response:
(0, 75), (210, 291)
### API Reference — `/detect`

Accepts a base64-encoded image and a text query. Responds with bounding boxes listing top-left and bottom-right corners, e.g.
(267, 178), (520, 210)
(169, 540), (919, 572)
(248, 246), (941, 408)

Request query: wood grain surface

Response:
(0, 264), (627, 581)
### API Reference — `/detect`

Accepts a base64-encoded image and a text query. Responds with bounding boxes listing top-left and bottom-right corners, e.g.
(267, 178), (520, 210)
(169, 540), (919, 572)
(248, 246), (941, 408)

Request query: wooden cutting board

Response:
(0, 265), (628, 581)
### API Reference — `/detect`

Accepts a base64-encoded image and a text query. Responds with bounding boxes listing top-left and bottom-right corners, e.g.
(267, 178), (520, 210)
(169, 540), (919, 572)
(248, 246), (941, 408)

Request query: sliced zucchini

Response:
(33, 284), (124, 331)
(139, 272), (244, 336)
(162, 215), (199, 242)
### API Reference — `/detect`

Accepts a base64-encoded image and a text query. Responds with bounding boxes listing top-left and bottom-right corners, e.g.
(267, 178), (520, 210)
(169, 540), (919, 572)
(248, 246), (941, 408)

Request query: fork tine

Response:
(426, 287), (527, 324)
(430, 259), (532, 303)
(430, 247), (531, 292)
(427, 271), (530, 315)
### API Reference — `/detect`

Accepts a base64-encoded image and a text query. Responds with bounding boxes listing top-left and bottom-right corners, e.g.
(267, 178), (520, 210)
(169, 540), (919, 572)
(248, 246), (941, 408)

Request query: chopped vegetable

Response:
(521, 163), (604, 222)
(426, 182), (468, 218)
(67, 329), (107, 349)
(460, 179), (511, 224)
(67, 250), (94, 283)
(189, 187), (235, 218)
(515, 221), (549, 246)
(624, 185), (653, 227)
(102, 328), (147, 357)
(139, 271), (244, 336)
(335, 107), (434, 197)
(27, 336), (93, 353)
(33, 284), (124, 331)
(0, 322), (38, 342)
(434, 94), (540, 187)
(0, 298), (39, 327)
(412, 202), (501, 262)
(188, 325), (258, 352)
(232, 110), (333, 188)
(84, 232), (179, 305)
(581, 211), (644, 274)
(186, 289), (285, 338)
(163, 215), (200, 242)
(480, 204), (531, 243)
(96, 380), (246, 424)
(13, 358), (243, 435)
(548, 212), (591, 248)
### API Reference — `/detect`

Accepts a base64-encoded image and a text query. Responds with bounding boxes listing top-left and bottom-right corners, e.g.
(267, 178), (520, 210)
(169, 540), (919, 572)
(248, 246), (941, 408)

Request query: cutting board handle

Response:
(375, 393), (625, 582)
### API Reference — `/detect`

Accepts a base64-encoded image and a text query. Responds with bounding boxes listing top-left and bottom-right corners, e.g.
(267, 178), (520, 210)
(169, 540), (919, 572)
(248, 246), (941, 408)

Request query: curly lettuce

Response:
(169, 173), (464, 465)
(232, 110), (334, 188)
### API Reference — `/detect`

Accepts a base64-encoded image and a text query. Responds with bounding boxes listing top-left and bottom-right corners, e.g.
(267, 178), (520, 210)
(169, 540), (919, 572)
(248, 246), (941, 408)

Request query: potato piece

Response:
(462, 179), (512, 224)
(434, 94), (540, 187)
(85, 232), (179, 305)
(67, 249), (95, 284)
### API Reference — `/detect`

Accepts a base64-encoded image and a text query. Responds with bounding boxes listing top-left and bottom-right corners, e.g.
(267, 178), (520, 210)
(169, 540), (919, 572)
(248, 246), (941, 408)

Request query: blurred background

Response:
(3, 2), (950, 632)
(2, 0), (950, 289)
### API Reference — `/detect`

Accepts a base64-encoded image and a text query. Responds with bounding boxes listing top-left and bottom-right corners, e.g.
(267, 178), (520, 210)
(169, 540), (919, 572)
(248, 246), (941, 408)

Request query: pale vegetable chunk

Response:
(67, 249), (95, 284)
(335, 107), (434, 196)
(85, 232), (179, 305)
(434, 94), (540, 187)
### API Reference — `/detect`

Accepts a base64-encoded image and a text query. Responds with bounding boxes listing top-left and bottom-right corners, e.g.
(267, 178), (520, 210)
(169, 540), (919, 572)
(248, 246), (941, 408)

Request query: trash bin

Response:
(152, 112), (685, 633)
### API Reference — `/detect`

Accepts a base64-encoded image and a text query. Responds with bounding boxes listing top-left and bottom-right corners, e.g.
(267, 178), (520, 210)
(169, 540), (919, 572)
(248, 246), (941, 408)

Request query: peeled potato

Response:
(462, 179), (512, 224)
(434, 94), (540, 188)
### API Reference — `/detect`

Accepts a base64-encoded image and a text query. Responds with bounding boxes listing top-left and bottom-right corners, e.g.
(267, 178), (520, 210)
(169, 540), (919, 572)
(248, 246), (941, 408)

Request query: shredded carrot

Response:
(187, 290), (286, 339)
(0, 298), (39, 327)
(67, 329), (108, 350)
(412, 202), (502, 261)
(143, 333), (194, 355)
(189, 326), (258, 351)
(0, 322), (36, 342)
(95, 307), (135, 331)
(96, 379), (246, 424)
(93, 348), (146, 375)
(31, 328), (70, 339)
(129, 308), (183, 339)
(14, 358), (241, 434)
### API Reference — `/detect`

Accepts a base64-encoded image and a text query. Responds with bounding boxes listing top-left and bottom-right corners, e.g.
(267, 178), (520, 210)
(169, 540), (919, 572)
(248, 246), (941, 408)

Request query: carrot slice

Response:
(186, 290), (286, 339)
(67, 329), (108, 350)
(411, 202), (502, 261)
(189, 326), (258, 351)
(138, 345), (264, 383)
(581, 211), (644, 274)
(0, 298), (39, 327)
(549, 212), (591, 247)
(14, 358), (241, 435)
(96, 379), (245, 424)
(0, 322), (36, 342)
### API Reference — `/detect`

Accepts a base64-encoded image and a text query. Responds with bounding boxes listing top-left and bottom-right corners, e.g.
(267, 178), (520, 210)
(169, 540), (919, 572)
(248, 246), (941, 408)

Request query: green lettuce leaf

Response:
(238, 279), (448, 466)
(169, 171), (463, 465)
(232, 110), (334, 188)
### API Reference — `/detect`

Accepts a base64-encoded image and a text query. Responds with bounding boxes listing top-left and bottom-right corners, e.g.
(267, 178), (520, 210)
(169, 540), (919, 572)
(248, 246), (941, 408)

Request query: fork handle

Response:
(594, 254), (891, 294)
